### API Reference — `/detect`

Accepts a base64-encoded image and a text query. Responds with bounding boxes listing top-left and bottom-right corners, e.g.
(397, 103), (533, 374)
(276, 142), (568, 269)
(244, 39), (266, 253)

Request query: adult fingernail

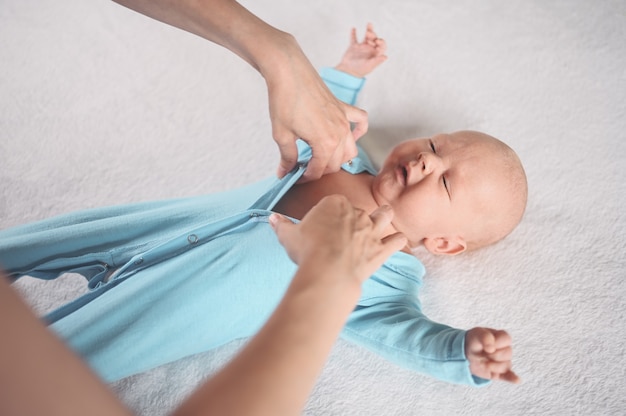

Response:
(269, 213), (279, 228)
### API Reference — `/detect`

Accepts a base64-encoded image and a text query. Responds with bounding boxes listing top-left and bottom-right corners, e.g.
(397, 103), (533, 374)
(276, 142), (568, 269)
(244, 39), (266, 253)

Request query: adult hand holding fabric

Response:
(0, 197), (406, 416)
(112, 0), (369, 181)
(270, 195), (406, 287)
(175, 197), (405, 415)
(267, 56), (368, 181)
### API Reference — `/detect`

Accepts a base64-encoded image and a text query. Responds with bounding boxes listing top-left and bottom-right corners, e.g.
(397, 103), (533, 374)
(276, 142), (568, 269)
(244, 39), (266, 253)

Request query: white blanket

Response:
(2, 0), (624, 414)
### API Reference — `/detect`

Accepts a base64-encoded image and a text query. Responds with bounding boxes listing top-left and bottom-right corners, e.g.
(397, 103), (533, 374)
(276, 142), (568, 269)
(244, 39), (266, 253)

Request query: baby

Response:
(0, 24), (526, 386)
(276, 24), (527, 384)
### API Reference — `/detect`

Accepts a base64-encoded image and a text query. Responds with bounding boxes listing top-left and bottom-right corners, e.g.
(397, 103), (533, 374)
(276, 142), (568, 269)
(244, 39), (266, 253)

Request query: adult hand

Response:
(270, 195), (406, 285)
(112, 0), (368, 182)
(465, 327), (521, 384)
(266, 40), (369, 181)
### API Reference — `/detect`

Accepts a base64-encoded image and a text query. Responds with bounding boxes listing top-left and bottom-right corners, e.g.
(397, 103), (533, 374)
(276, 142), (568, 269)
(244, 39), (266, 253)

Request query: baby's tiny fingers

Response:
(350, 27), (358, 44)
(375, 38), (387, 52)
(365, 29), (378, 42)
(492, 329), (514, 351)
(469, 328), (496, 354)
(498, 370), (521, 384)
(486, 360), (512, 376)
(488, 346), (513, 362)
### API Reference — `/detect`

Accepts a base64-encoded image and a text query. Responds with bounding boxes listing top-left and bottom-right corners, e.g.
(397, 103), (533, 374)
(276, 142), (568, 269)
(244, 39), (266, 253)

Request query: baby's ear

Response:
(423, 236), (467, 256)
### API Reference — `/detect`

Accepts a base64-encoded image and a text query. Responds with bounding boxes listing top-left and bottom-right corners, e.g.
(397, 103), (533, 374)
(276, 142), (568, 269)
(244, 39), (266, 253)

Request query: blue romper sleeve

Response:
(319, 67), (366, 105)
(341, 253), (490, 387)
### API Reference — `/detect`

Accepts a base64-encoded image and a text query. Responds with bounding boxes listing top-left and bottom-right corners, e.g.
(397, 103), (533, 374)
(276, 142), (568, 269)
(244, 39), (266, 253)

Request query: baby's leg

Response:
(0, 195), (224, 286)
(48, 213), (297, 382)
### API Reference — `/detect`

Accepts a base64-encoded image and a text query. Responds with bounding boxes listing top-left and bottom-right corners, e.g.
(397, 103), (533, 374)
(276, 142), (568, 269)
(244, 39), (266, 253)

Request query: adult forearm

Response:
(112, 0), (369, 181)
(175, 198), (404, 415)
(173, 262), (361, 416)
(111, 0), (297, 76)
(0, 276), (132, 416)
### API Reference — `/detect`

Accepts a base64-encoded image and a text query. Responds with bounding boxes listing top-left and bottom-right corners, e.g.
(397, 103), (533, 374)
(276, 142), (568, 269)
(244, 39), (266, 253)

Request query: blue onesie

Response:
(0, 68), (488, 387)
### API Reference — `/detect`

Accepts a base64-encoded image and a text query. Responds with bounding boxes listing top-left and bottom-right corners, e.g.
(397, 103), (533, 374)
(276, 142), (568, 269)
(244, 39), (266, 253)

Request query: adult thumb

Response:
(269, 213), (296, 247)
(275, 138), (299, 179)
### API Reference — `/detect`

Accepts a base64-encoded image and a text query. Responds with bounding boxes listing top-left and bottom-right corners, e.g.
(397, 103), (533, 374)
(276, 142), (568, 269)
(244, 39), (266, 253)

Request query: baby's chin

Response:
(372, 170), (404, 201)
(369, 177), (390, 208)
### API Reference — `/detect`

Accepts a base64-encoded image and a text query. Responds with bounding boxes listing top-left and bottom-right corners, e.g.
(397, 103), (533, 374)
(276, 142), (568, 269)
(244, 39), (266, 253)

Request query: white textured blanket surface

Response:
(1, 0), (625, 415)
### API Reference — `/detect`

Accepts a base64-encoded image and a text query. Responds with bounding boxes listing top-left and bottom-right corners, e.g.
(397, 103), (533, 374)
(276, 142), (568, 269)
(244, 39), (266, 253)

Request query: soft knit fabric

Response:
(0, 68), (484, 386)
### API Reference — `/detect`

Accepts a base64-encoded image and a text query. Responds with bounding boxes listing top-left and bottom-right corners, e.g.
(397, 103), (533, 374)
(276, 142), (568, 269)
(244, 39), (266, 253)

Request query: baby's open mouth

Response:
(396, 165), (408, 186)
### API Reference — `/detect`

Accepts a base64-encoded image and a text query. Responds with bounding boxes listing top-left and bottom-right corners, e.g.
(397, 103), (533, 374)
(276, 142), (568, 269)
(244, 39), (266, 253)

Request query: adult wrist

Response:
(294, 256), (363, 306)
(257, 32), (308, 86)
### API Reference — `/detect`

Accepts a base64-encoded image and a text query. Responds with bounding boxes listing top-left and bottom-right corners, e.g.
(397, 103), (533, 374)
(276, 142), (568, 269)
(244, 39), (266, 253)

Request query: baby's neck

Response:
(273, 170), (380, 221)
(274, 170), (411, 254)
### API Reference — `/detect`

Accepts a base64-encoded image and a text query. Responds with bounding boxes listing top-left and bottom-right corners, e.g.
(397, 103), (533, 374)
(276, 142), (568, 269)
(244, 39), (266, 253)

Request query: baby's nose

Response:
(415, 152), (440, 175)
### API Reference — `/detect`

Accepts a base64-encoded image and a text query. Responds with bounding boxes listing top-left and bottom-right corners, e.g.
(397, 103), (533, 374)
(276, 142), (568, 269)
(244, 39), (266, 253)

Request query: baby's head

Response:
(372, 130), (527, 255)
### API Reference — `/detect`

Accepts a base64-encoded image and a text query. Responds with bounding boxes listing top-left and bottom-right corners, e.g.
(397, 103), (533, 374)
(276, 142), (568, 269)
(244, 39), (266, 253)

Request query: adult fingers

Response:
(368, 205), (394, 234)
(302, 103), (366, 182)
(321, 131), (359, 176)
(355, 231), (406, 284)
(363, 206), (406, 274)
(302, 146), (330, 182)
(274, 131), (300, 178)
(342, 135), (359, 162)
(303, 133), (352, 181)
(381, 232), (408, 256)
(269, 213), (298, 253)
(343, 104), (368, 141)
(324, 138), (348, 175)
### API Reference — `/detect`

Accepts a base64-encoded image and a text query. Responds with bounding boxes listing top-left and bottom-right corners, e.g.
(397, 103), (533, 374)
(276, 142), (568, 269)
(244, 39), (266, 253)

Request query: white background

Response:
(1, 1), (624, 414)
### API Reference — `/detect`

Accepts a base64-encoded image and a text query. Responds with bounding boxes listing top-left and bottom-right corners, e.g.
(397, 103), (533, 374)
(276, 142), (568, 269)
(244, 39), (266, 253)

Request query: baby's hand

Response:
(465, 327), (520, 384)
(335, 23), (387, 78)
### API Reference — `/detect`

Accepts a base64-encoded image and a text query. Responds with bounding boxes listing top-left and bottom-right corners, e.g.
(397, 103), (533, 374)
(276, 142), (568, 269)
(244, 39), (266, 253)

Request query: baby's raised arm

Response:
(335, 23), (388, 78)
(465, 327), (520, 384)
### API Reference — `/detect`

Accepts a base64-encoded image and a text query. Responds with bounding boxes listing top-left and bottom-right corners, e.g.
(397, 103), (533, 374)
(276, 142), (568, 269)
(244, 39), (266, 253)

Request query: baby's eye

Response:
(430, 140), (450, 197)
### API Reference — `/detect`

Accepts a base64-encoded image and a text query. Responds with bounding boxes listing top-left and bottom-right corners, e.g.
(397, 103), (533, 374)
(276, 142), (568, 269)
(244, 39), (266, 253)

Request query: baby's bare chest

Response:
(273, 171), (372, 220)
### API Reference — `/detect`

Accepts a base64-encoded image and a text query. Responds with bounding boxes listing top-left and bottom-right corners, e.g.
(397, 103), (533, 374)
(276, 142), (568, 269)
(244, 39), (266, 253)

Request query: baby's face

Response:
(371, 131), (520, 253)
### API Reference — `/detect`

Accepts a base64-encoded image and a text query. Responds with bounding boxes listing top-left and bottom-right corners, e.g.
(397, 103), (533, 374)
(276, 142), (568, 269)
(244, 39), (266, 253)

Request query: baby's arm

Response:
(344, 298), (486, 386)
(343, 293), (521, 386)
(465, 327), (520, 384)
(318, 24), (385, 107)
(335, 23), (387, 78)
